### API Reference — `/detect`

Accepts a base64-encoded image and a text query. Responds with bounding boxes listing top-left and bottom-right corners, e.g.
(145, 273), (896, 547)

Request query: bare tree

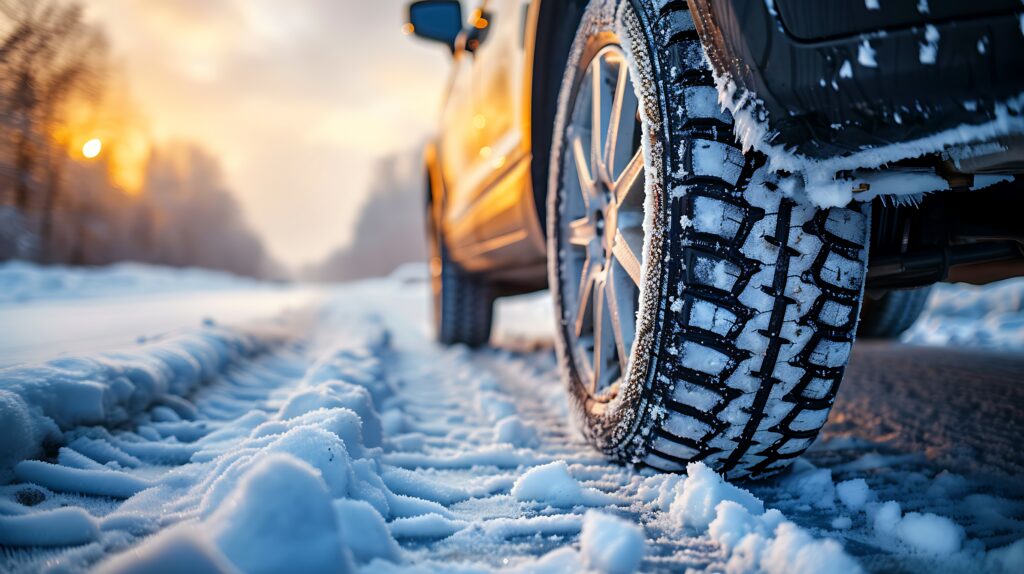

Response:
(0, 0), (107, 256)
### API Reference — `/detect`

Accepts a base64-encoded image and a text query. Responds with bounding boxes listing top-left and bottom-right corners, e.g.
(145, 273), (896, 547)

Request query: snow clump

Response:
(512, 460), (615, 507)
(579, 510), (647, 574)
(669, 461), (764, 529)
(836, 478), (874, 512)
(660, 462), (862, 573)
(872, 500), (965, 556)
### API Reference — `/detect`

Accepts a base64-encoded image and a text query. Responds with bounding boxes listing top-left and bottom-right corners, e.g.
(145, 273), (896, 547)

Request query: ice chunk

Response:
(580, 510), (647, 574)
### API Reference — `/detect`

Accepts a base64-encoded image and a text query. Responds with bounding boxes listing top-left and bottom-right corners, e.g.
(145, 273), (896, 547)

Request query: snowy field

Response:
(1, 263), (1022, 573)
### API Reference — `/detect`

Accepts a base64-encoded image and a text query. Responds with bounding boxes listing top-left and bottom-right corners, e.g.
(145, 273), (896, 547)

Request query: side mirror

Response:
(407, 1), (463, 52)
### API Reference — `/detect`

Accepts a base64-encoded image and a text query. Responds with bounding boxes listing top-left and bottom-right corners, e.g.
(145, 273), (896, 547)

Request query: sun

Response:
(82, 138), (103, 159)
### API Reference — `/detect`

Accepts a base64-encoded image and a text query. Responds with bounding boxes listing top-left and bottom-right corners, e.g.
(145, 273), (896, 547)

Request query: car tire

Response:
(858, 287), (932, 339)
(427, 193), (494, 348)
(547, 0), (871, 479)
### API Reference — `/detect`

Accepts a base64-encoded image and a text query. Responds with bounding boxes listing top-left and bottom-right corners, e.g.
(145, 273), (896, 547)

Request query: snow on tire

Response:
(548, 0), (870, 479)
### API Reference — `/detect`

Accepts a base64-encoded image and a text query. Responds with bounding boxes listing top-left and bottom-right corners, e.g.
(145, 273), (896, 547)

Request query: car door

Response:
(442, 0), (546, 277)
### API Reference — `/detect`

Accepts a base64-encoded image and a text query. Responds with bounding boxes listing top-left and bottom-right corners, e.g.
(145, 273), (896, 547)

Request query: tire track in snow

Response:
(3, 279), (1023, 573)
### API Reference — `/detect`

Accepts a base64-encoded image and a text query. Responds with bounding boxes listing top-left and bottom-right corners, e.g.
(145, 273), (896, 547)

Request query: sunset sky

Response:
(82, 0), (451, 269)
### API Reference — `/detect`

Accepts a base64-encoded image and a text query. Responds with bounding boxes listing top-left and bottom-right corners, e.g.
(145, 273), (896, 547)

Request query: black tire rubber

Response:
(427, 202), (494, 348)
(548, 0), (871, 480)
(858, 287), (932, 339)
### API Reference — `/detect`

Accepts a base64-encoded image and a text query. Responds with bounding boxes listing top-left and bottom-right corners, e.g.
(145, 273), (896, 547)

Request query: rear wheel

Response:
(547, 0), (871, 479)
(427, 190), (494, 348)
(859, 287), (932, 339)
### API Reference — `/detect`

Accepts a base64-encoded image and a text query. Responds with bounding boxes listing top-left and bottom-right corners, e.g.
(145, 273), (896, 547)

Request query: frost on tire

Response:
(548, 0), (870, 480)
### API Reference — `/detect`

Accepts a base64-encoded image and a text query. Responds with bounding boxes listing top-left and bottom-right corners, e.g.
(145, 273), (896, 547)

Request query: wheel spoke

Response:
(605, 62), (629, 179)
(569, 217), (596, 247)
(590, 58), (605, 181)
(612, 229), (642, 287)
(574, 261), (597, 338)
(615, 149), (644, 208)
(572, 136), (596, 209)
(605, 263), (636, 378)
(592, 274), (610, 393)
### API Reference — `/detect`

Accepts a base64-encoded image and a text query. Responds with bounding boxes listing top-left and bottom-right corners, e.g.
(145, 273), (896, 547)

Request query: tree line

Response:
(0, 0), (274, 278)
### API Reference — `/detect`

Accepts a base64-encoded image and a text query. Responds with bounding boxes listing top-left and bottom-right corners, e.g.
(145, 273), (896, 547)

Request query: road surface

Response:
(0, 267), (1021, 573)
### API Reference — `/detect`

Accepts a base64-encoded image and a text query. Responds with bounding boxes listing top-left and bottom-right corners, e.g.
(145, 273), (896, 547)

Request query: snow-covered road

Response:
(1, 265), (1022, 573)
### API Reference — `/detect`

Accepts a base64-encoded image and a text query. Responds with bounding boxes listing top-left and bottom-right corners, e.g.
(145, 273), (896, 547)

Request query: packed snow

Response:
(0, 262), (321, 366)
(0, 265), (1022, 573)
(0, 262), (268, 304)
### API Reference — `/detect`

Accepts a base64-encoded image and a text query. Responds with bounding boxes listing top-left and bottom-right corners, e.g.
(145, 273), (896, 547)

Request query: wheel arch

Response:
(527, 0), (590, 241)
(423, 140), (447, 244)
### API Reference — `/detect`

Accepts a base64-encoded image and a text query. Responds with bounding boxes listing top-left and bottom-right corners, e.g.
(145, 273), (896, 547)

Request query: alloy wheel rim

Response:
(560, 44), (646, 401)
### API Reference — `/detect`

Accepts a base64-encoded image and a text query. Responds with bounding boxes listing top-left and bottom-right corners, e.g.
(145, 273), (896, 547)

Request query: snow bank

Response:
(0, 327), (268, 481)
(903, 279), (1024, 350)
(0, 261), (268, 304)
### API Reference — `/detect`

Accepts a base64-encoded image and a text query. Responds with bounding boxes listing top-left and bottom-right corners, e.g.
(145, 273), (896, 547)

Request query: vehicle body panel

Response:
(432, 0), (547, 285)
(689, 0), (1024, 161)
